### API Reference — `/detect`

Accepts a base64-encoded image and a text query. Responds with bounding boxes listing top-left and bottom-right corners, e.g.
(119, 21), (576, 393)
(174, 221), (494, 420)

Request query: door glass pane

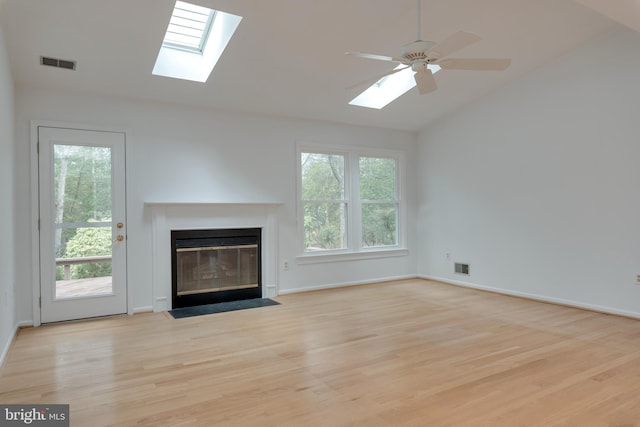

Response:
(53, 144), (113, 299)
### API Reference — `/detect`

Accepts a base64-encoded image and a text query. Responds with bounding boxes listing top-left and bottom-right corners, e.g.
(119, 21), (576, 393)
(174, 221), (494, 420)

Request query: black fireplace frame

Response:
(171, 227), (262, 309)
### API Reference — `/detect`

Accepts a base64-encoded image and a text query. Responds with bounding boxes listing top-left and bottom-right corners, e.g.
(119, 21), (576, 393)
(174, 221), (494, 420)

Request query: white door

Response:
(38, 126), (127, 323)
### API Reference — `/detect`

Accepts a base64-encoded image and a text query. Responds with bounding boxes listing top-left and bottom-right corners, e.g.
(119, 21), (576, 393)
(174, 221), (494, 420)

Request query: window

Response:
(360, 156), (398, 247)
(152, 1), (242, 82)
(299, 146), (404, 256)
(162, 1), (216, 53)
(300, 152), (347, 251)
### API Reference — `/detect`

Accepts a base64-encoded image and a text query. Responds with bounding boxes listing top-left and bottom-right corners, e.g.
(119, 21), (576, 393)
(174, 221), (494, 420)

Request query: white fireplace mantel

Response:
(146, 201), (282, 311)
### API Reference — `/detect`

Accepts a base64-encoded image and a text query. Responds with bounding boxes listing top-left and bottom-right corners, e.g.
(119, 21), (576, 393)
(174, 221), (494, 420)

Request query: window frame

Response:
(296, 143), (407, 263)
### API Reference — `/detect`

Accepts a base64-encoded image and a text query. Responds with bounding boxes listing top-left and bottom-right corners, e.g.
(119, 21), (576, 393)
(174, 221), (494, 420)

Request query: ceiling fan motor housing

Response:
(401, 40), (436, 62)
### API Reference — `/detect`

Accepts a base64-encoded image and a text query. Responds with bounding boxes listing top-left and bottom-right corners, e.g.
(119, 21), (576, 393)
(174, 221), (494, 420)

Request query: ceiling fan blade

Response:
(414, 69), (437, 95)
(427, 31), (481, 59)
(345, 51), (406, 63)
(346, 66), (410, 90)
(438, 58), (511, 71)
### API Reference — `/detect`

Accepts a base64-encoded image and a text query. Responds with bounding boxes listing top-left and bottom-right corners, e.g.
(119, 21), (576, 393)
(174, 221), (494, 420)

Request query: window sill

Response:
(296, 248), (409, 265)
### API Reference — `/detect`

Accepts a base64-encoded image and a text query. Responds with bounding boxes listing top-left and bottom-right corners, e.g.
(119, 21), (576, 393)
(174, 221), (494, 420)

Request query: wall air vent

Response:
(40, 56), (76, 70)
(454, 262), (470, 275)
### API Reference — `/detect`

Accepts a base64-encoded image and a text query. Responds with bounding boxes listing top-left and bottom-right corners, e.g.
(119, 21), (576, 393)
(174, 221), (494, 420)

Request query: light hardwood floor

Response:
(1, 279), (640, 426)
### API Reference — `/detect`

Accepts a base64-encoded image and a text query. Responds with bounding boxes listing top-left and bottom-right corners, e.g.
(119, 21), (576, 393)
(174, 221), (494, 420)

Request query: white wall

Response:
(418, 27), (640, 316)
(0, 18), (16, 365)
(14, 90), (418, 321)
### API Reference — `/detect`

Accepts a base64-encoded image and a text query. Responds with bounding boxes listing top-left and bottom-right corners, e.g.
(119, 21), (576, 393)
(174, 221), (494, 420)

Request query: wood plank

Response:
(1, 279), (640, 426)
(55, 276), (112, 298)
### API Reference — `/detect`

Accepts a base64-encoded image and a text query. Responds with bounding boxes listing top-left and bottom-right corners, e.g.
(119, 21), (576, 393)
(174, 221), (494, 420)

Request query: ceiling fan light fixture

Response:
(414, 68), (437, 95)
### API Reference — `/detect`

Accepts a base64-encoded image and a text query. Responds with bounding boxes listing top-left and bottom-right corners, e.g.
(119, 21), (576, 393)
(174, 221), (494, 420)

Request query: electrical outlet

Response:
(446, 253), (452, 261)
(283, 260), (289, 271)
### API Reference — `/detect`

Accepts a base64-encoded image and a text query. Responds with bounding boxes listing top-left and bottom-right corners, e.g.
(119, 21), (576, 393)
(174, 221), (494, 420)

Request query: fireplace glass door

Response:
(171, 228), (262, 308)
(176, 244), (258, 295)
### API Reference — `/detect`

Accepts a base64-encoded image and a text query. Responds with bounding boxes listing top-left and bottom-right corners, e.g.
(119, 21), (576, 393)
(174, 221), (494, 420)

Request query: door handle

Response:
(117, 222), (124, 229)
(116, 235), (124, 242)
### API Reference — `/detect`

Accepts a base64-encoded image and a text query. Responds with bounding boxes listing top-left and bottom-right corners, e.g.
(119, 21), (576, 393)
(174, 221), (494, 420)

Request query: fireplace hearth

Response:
(171, 228), (262, 309)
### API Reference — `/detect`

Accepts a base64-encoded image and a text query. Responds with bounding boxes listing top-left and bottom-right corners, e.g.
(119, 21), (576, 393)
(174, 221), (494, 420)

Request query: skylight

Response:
(152, 1), (242, 83)
(349, 64), (441, 109)
(163, 1), (216, 53)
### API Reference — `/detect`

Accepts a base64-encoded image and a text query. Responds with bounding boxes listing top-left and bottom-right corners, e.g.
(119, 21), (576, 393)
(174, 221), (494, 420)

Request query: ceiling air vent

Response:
(454, 262), (470, 275)
(40, 56), (76, 70)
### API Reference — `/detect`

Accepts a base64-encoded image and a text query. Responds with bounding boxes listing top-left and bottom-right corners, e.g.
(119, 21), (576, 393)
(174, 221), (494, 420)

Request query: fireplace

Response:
(171, 228), (262, 309)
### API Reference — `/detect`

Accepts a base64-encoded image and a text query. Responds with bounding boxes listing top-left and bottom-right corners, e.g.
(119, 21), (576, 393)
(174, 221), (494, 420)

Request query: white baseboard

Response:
(278, 274), (417, 295)
(421, 275), (640, 320)
(0, 327), (17, 370)
(132, 306), (154, 314)
(0, 321), (32, 370)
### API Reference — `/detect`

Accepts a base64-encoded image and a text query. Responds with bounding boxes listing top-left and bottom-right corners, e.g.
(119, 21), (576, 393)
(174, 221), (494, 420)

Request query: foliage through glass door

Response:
(54, 144), (114, 298)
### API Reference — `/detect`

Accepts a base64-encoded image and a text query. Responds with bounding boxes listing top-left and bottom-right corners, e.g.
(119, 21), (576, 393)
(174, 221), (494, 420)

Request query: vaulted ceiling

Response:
(0, 0), (632, 132)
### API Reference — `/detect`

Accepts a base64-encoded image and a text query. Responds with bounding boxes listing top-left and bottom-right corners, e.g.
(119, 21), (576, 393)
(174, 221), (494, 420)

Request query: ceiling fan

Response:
(346, 0), (511, 96)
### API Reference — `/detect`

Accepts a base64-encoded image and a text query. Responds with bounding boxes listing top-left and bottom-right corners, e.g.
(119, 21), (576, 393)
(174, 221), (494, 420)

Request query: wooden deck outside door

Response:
(38, 126), (127, 323)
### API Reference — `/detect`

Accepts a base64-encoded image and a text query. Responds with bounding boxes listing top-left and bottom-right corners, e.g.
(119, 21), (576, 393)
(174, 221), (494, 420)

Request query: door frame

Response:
(30, 121), (131, 326)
